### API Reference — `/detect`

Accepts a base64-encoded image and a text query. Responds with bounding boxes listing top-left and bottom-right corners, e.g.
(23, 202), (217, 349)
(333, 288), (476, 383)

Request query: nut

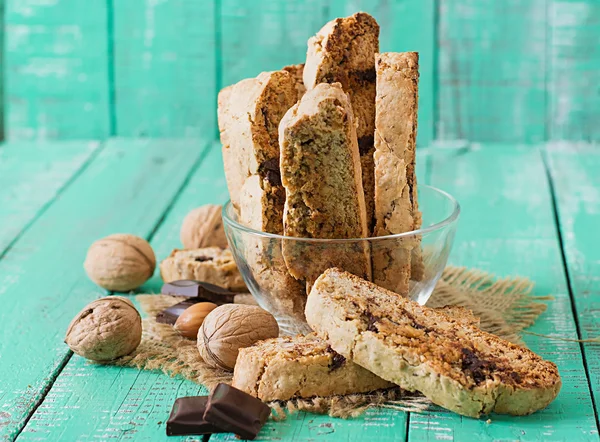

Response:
(174, 302), (218, 339)
(84, 233), (156, 292)
(180, 205), (228, 249)
(65, 297), (142, 361)
(197, 304), (279, 371)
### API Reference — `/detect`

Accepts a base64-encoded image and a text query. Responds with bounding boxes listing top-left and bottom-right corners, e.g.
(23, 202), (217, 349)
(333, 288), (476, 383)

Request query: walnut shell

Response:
(65, 297), (142, 361)
(84, 234), (156, 292)
(180, 205), (228, 249)
(197, 304), (279, 371)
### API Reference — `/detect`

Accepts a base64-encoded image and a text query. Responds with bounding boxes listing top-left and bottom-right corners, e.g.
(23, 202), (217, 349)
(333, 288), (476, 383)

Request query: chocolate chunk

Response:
(194, 256), (213, 262)
(325, 345), (346, 371)
(364, 311), (380, 332)
(156, 299), (202, 325)
(351, 67), (376, 83)
(166, 396), (225, 436)
(358, 135), (374, 155)
(158, 281), (237, 324)
(204, 383), (270, 440)
(461, 348), (496, 384)
(161, 280), (236, 303)
(260, 158), (282, 187)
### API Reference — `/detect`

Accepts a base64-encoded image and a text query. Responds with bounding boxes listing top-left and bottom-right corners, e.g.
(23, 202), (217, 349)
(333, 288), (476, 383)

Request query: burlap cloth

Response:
(112, 266), (549, 419)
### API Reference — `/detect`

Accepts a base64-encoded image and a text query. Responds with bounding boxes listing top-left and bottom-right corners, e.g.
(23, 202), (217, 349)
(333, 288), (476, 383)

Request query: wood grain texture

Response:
(0, 141), (99, 256)
(545, 142), (600, 419)
(18, 143), (222, 441)
(437, 0), (547, 143)
(0, 139), (205, 441)
(548, 1), (600, 142)
(112, 0), (216, 137)
(0, 0), (4, 141)
(4, 0), (110, 140)
(407, 145), (598, 441)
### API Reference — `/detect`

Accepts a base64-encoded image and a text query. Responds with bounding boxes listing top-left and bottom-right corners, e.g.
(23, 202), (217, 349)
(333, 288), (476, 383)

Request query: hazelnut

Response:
(65, 297), (142, 361)
(180, 205), (228, 249)
(84, 234), (156, 292)
(174, 302), (218, 339)
(197, 304), (279, 371)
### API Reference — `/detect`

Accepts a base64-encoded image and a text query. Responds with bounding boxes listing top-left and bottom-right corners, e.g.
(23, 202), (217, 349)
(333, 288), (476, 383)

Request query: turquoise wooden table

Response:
(0, 0), (599, 440)
(0, 140), (598, 441)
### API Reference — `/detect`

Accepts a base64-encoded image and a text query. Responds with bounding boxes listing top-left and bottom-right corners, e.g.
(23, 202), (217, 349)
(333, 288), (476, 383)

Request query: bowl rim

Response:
(222, 184), (460, 242)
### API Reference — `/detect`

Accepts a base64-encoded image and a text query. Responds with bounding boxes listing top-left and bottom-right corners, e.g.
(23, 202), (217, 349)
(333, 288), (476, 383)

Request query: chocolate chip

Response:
(194, 256), (212, 262)
(461, 348), (496, 384)
(325, 345), (346, 371)
(364, 311), (380, 332)
(358, 135), (374, 156)
(260, 158), (282, 187)
(351, 68), (376, 83)
(330, 353), (346, 371)
(510, 371), (522, 383)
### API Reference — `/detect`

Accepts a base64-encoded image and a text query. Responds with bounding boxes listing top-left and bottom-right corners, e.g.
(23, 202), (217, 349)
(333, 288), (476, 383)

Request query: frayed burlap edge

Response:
(110, 265), (548, 419)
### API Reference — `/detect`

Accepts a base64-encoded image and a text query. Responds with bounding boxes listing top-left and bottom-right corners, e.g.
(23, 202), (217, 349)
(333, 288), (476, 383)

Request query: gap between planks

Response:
(11, 142), (212, 442)
(0, 143), (104, 264)
(540, 146), (600, 432)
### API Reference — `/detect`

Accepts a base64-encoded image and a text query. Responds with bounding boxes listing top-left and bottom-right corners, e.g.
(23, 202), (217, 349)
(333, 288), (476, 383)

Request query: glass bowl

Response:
(222, 185), (460, 335)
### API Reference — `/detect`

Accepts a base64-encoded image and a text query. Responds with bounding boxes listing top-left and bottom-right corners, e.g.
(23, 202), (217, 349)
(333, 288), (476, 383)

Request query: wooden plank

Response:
(4, 0), (110, 140)
(408, 145), (598, 441)
(548, 1), (600, 142)
(437, 0), (547, 143)
(0, 141), (100, 256)
(112, 0), (216, 137)
(220, 0), (435, 147)
(220, 0), (328, 86)
(327, 0), (435, 147)
(0, 139), (206, 440)
(0, 0), (4, 141)
(546, 142), (600, 418)
(17, 143), (223, 441)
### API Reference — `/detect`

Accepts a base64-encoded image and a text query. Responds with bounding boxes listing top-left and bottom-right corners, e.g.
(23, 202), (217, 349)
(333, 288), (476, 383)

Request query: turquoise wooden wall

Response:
(1, 0), (599, 145)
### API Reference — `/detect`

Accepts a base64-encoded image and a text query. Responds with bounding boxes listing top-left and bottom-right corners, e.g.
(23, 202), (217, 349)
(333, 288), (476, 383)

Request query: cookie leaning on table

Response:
(279, 82), (371, 287)
(232, 306), (479, 402)
(373, 52), (422, 295)
(232, 334), (393, 401)
(304, 12), (379, 232)
(305, 268), (562, 418)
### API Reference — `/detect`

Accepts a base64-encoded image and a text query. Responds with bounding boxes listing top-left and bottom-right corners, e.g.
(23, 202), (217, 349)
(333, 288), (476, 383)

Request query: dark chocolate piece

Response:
(204, 384), (270, 440)
(156, 299), (202, 325)
(166, 396), (225, 436)
(161, 280), (236, 303)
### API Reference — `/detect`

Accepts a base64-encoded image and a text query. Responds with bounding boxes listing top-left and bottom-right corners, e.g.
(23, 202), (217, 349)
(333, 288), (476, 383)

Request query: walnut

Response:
(65, 297), (142, 361)
(197, 304), (279, 371)
(84, 234), (156, 292)
(180, 205), (228, 249)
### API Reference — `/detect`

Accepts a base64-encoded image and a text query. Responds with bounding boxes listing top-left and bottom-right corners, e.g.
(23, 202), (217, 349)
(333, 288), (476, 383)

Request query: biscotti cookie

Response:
(306, 269), (562, 418)
(232, 334), (393, 401)
(373, 52), (421, 294)
(304, 12), (379, 231)
(218, 70), (296, 232)
(218, 70), (308, 320)
(233, 306), (478, 401)
(159, 248), (247, 292)
(279, 82), (371, 286)
(283, 63), (306, 100)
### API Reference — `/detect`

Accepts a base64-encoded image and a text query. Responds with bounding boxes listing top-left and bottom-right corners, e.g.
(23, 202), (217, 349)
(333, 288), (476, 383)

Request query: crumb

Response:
(486, 419), (492, 424)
